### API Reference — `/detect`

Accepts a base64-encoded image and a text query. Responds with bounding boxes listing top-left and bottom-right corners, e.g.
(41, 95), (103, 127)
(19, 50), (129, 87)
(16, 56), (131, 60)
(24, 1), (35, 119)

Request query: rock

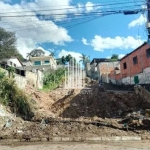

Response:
(72, 103), (77, 107)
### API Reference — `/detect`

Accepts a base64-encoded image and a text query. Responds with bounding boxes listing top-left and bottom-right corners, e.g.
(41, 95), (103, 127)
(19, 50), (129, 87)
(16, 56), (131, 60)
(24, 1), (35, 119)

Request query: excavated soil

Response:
(0, 82), (150, 141)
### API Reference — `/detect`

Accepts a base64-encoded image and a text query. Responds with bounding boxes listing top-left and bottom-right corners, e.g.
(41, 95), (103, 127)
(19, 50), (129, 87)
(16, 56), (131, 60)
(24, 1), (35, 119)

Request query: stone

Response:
(102, 137), (121, 141)
(121, 136), (141, 141)
(62, 137), (70, 141)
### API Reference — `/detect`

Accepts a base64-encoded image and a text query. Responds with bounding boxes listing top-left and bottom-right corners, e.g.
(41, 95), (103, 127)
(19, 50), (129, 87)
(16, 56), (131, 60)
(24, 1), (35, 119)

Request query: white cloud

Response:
(85, 2), (94, 12)
(0, 1), (102, 58)
(58, 49), (82, 62)
(141, 5), (147, 10)
(118, 54), (125, 59)
(0, 0), (74, 58)
(82, 38), (89, 45)
(128, 14), (147, 28)
(106, 56), (111, 59)
(106, 54), (125, 59)
(83, 35), (144, 51)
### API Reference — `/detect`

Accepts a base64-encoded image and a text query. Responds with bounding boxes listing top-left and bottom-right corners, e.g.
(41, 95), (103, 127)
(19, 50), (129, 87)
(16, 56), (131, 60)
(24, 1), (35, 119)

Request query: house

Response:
(0, 57), (23, 68)
(18, 55), (57, 72)
(0, 57), (44, 89)
(97, 60), (120, 83)
(118, 42), (150, 85)
(108, 66), (121, 84)
(88, 58), (120, 82)
(90, 58), (108, 80)
(29, 55), (56, 68)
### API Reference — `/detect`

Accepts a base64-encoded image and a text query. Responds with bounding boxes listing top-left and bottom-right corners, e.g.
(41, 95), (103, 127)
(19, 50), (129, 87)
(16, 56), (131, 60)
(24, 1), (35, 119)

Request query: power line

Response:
(0, 0), (144, 15)
(0, 6), (143, 32)
(0, 5), (144, 20)
(0, 0), (144, 12)
(12, 13), (115, 41)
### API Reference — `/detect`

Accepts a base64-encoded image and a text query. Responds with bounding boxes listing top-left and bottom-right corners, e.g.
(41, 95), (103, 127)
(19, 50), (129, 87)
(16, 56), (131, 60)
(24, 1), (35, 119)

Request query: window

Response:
(133, 56), (138, 65)
(123, 62), (127, 69)
(10, 61), (12, 66)
(14, 64), (16, 67)
(146, 48), (150, 57)
(34, 61), (41, 65)
(44, 60), (50, 64)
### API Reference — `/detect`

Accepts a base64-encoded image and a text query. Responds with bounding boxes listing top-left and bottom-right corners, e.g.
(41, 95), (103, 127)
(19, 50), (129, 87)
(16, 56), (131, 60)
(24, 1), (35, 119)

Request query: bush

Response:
(0, 70), (34, 120)
(43, 68), (66, 90)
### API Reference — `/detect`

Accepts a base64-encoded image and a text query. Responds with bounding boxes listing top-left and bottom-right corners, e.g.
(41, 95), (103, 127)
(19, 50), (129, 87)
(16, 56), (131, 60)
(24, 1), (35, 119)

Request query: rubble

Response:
(0, 82), (150, 141)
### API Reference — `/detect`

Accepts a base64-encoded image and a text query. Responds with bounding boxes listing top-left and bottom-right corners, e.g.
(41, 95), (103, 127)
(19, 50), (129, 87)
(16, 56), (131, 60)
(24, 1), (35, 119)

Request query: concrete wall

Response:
(0, 67), (43, 89)
(25, 70), (43, 89)
(0, 67), (27, 89)
(14, 74), (27, 89)
(85, 63), (91, 77)
(37, 70), (44, 89)
(17, 65), (56, 73)
(117, 67), (150, 85)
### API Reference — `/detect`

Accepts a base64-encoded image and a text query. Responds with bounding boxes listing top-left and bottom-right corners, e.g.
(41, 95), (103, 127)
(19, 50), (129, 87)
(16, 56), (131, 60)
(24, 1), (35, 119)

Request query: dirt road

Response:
(0, 141), (150, 150)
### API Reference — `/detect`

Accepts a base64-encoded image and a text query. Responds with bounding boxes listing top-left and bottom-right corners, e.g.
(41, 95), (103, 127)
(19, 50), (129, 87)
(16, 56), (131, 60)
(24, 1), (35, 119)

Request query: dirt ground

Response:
(0, 141), (150, 150)
(0, 80), (150, 141)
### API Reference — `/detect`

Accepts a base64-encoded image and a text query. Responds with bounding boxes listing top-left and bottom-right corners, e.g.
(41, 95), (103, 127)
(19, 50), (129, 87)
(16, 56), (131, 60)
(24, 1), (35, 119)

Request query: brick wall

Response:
(98, 61), (120, 82)
(120, 43), (150, 78)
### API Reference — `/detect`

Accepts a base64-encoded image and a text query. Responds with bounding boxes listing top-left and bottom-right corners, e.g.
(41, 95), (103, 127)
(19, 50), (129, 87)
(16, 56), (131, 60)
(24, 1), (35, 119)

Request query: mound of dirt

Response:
(24, 85), (55, 119)
(51, 86), (143, 119)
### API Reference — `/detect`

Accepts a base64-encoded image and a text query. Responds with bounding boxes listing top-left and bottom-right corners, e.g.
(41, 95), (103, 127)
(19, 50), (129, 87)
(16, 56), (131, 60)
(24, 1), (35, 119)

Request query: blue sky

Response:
(0, 0), (147, 61)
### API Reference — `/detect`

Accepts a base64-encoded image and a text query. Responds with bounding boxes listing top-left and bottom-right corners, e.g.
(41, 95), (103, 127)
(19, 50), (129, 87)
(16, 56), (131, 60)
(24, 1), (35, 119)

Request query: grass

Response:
(42, 68), (66, 91)
(0, 69), (34, 120)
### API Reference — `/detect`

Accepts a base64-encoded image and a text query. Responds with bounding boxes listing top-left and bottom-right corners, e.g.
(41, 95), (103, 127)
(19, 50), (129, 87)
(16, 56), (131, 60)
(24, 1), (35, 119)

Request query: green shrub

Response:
(43, 68), (66, 90)
(0, 70), (34, 120)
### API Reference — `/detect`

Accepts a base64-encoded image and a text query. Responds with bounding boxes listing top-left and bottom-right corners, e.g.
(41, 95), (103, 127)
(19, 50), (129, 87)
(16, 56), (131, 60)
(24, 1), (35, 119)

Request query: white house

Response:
(0, 57), (23, 67)
(29, 55), (57, 69)
(17, 55), (57, 73)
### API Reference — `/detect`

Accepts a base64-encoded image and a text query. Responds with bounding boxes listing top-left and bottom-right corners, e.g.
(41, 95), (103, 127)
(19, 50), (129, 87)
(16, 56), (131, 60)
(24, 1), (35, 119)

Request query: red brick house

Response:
(119, 42), (150, 84)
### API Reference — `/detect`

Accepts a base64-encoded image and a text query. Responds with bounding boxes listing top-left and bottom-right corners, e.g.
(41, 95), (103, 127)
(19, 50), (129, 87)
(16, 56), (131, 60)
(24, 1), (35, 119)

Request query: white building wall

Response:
(8, 58), (22, 67)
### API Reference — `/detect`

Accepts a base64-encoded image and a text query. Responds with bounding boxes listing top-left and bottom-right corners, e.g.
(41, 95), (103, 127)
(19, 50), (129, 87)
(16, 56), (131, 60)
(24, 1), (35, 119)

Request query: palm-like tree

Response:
(27, 49), (45, 58)
(79, 53), (90, 69)
(49, 52), (55, 57)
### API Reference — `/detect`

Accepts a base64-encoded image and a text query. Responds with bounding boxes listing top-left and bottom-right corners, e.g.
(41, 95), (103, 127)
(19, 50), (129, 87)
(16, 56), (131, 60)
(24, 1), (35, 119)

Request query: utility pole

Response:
(147, 0), (150, 44)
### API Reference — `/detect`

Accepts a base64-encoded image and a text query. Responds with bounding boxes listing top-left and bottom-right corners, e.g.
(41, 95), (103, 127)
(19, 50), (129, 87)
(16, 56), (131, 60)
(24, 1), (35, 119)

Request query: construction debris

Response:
(0, 82), (150, 140)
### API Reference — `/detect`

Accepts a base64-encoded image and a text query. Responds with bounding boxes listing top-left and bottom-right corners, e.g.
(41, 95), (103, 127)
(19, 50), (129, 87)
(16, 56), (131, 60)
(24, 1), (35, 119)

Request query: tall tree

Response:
(65, 54), (72, 62)
(0, 27), (24, 60)
(111, 54), (118, 60)
(27, 49), (45, 58)
(79, 53), (90, 69)
(49, 52), (55, 57)
(61, 56), (66, 65)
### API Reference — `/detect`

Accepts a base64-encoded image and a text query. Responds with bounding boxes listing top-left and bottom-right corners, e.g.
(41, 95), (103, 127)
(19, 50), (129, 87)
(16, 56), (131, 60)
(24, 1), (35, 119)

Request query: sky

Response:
(0, 0), (148, 62)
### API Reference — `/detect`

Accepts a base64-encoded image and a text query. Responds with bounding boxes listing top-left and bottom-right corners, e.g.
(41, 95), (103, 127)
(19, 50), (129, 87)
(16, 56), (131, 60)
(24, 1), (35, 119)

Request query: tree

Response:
(49, 52), (55, 57)
(65, 54), (72, 62)
(61, 56), (66, 65)
(79, 53), (90, 69)
(27, 49), (45, 58)
(7, 66), (15, 78)
(111, 54), (118, 60)
(57, 54), (76, 65)
(0, 27), (24, 60)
